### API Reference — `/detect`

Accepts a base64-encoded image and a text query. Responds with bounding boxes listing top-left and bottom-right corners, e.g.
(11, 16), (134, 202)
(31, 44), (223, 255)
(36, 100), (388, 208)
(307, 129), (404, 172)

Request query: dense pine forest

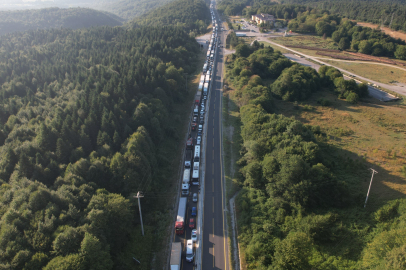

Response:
(0, 18), (201, 270)
(129, 0), (211, 36)
(0, 8), (123, 36)
(224, 42), (406, 269)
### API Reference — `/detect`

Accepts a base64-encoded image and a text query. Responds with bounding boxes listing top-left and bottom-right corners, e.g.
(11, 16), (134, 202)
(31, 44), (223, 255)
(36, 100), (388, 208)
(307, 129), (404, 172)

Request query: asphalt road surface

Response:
(201, 8), (230, 270)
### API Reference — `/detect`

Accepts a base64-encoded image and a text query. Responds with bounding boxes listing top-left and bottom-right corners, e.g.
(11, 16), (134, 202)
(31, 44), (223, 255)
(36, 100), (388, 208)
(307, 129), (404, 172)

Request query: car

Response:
(193, 193), (198, 202)
(193, 116), (197, 123)
(189, 218), (195, 229)
(199, 119), (204, 125)
(196, 136), (201, 145)
(198, 125), (203, 132)
(204, 95), (207, 100)
(191, 229), (197, 242)
(191, 207), (197, 216)
(197, 130), (202, 136)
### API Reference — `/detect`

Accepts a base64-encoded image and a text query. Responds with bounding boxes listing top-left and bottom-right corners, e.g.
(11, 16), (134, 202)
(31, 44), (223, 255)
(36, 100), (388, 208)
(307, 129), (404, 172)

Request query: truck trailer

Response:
(175, 197), (187, 235)
(170, 242), (182, 270)
(203, 82), (209, 95)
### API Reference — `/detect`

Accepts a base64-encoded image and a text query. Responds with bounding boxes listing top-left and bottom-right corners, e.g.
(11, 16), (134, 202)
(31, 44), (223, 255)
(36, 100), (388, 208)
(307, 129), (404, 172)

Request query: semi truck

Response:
(182, 183), (189, 196)
(195, 91), (201, 105)
(175, 197), (187, 235)
(170, 242), (182, 270)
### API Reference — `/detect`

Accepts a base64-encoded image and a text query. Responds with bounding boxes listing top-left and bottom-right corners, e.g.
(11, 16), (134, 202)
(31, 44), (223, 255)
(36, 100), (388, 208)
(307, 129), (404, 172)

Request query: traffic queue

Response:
(170, 2), (221, 269)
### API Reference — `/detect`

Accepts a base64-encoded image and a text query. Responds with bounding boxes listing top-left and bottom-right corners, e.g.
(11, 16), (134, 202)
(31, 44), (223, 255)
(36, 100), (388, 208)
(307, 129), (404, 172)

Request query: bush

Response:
(346, 92), (359, 104)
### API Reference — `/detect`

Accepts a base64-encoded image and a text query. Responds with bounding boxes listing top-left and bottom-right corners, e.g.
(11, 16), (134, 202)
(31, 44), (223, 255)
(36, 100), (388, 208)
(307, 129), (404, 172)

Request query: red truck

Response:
(186, 137), (194, 149)
(175, 197), (187, 235)
(191, 123), (197, 131)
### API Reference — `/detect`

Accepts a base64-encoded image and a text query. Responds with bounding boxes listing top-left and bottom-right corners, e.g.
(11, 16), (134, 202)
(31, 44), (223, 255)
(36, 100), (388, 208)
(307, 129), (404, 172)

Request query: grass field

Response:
(270, 35), (406, 84)
(258, 40), (290, 53)
(319, 59), (406, 84)
(275, 92), (406, 204)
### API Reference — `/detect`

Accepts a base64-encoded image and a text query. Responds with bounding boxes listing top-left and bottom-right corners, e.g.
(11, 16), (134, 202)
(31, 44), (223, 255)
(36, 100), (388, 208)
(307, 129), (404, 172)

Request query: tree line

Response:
(287, 11), (406, 60)
(225, 41), (406, 269)
(0, 24), (199, 269)
(0, 7), (122, 36)
(281, 0), (406, 32)
(227, 42), (368, 103)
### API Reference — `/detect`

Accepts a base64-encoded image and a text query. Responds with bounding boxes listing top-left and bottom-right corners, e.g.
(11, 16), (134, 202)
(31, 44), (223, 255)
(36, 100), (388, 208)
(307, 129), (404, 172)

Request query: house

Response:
(251, 14), (275, 25)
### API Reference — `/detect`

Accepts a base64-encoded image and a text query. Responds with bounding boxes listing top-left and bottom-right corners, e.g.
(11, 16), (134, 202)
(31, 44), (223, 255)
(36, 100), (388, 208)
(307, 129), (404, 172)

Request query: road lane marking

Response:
(212, 164), (214, 175)
(213, 218), (215, 236)
(213, 246), (215, 267)
(213, 149), (214, 159)
(213, 197), (214, 213)
(212, 178), (214, 192)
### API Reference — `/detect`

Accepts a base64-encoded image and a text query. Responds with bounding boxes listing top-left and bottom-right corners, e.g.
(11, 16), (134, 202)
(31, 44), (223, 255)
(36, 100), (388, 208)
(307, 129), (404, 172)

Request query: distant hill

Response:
(96, 0), (176, 21)
(0, 7), (122, 36)
(128, 0), (210, 35)
(0, 0), (177, 21)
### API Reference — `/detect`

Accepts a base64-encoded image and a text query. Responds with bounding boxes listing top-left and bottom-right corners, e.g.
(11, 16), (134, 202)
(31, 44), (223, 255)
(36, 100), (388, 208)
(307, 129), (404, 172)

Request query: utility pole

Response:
(364, 169), (378, 208)
(134, 192), (145, 236)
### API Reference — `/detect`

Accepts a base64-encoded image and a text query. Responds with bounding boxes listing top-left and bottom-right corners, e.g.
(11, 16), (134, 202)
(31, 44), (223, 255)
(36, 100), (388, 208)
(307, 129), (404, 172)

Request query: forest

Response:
(128, 0), (211, 37)
(225, 42), (406, 269)
(0, 22), (200, 269)
(0, 8), (122, 36)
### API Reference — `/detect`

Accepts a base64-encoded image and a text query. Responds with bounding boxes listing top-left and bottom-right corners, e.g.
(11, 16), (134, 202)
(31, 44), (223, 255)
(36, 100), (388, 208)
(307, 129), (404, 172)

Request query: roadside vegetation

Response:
(223, 40), (406, 269)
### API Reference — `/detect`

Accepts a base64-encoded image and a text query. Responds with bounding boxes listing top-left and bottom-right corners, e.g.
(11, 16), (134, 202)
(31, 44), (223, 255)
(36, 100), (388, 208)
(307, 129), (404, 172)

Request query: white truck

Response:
(170, 242), (182, 270)
(183, 168), (190, 185)
(186, 239), (194, 262)
(203, 82), (209, 96)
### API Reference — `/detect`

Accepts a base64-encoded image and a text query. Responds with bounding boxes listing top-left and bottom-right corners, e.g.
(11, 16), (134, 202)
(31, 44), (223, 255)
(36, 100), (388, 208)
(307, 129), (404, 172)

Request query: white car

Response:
(193, 193), (198, 202)
(191, 229), (197, 242)
(196, 136), (201, 145)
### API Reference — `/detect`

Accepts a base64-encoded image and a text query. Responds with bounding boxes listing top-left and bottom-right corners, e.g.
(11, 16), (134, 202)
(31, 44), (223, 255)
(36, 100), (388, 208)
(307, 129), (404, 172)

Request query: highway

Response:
(201, 5), (230, 270)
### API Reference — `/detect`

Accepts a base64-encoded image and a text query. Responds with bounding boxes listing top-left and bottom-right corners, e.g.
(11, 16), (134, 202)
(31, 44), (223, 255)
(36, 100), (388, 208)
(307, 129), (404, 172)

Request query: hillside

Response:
(0, 25), (199, 269)
(0, 7), (122, 36)
(128, 0), (211, 36)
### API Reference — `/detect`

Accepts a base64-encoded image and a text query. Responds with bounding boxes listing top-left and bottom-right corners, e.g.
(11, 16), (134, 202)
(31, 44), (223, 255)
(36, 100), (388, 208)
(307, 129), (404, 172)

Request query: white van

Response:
(186, 239), (194, 262)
